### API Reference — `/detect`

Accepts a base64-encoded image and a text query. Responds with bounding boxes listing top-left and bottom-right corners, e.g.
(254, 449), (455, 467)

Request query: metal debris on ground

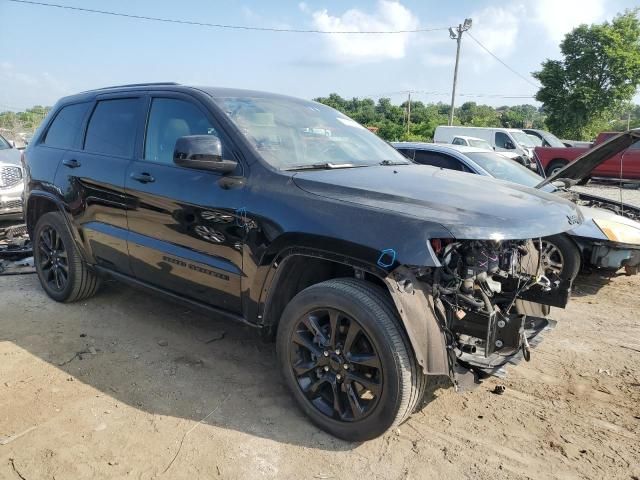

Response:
(0, 222), (35, 275)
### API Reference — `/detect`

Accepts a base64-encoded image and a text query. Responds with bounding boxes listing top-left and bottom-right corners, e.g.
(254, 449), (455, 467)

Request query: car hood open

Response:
(536, 129), (640, 188)
(293, 165), (583, 240)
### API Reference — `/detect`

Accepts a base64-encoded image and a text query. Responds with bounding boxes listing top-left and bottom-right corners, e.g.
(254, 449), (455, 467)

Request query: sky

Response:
(1, 0), (639, 111)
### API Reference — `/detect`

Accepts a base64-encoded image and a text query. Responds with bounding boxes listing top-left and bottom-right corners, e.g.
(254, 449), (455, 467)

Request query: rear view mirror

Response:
(173, 135), (237, 174)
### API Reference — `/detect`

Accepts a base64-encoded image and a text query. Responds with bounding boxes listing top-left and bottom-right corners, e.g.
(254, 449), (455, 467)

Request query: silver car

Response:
(392, 140), (640, 281)
(0, 133), (24, 221)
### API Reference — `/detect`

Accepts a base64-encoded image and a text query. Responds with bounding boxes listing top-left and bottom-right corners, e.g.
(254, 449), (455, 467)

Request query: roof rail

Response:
(82, 82), (181, 93)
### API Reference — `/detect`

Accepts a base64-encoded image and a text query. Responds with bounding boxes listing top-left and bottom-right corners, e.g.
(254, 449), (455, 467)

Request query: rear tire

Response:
(545, 160), (568, 177)
(33, 212), (100, 302)
(276, 278), (426, 441)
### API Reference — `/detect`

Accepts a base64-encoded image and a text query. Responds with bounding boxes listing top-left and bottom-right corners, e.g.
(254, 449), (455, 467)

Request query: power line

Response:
(466, 32), (540, 89)
(5, 0), (449, 34)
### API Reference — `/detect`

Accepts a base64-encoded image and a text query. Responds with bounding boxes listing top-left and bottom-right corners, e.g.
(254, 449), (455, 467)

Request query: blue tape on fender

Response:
(377, 248), (396, 268)
(235, 207), (247, 227)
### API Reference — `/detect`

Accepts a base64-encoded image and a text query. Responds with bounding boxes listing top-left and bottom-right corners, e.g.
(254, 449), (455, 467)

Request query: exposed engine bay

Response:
(421, 239), (568, 382)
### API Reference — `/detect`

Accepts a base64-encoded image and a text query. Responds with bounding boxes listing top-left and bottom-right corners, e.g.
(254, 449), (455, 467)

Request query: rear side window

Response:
(413, 151), (464, 171)
(44, 102), (90, 149)
(84, 98), (139, 157)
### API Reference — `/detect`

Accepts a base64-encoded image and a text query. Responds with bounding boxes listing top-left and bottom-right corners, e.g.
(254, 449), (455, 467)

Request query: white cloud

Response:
(532, 0), (606, 43)
(307, 0), (419, 62)
(0, 62), (69, 108)
(468, 5), (524, 60)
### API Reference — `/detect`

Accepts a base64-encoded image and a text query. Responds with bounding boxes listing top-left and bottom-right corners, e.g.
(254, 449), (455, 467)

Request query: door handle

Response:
(62, 158), (81, 168)
(130, 172), (155, 184)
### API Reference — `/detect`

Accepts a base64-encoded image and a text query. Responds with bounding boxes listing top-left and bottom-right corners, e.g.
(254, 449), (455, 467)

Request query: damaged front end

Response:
(387, 238), (566, 390)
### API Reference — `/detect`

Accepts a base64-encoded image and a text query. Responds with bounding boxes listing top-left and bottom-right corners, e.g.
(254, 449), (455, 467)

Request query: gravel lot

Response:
(1, 270), (639, 479)
(573, 182), (640, 208)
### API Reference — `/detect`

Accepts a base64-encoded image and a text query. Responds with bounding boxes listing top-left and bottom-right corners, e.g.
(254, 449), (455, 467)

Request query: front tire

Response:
(276, 278), (426, 441)
(539, 234), (581, 284)
(33, 212), (100, 302)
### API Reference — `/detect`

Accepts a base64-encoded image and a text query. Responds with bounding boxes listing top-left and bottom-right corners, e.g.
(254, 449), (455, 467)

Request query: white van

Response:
(434, 126), (535, 159)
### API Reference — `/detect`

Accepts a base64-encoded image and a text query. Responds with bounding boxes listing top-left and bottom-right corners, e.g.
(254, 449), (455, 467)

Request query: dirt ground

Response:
(1, 270), (639, 480)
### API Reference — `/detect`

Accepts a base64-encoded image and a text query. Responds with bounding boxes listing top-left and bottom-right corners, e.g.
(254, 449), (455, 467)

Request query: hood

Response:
(0, 147), (22, 167)
(293, 165), (583, 240)
(536, 129), (640, 188)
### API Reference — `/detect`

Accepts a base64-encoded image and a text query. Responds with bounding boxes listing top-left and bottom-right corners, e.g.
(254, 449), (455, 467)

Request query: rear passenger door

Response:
(124, 93), (245, 313)
(53, 95), (144, 274)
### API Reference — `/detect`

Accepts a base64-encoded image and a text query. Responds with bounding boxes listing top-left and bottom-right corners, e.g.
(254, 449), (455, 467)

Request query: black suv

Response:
(24, 83), (582, 441)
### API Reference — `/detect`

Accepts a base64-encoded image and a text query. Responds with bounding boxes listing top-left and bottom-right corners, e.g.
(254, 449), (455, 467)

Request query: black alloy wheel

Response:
(38, 225), (69, 292)
(33, 212), (100, 303)
(277, 278), (426, 441)
(290, 307), (382, 422)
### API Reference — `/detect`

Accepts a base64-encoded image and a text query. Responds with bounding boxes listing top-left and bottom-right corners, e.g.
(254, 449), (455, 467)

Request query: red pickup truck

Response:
(535, 132), (640, 181)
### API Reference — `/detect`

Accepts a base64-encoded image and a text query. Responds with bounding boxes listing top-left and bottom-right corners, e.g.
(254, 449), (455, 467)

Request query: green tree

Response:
(534, 10), (640, 139)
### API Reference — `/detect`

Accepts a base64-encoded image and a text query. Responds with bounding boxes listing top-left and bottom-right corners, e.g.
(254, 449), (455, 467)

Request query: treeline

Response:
(314, 94), (640, 142)
(1, 99), (638, 144)
(0, 106), (50, 134)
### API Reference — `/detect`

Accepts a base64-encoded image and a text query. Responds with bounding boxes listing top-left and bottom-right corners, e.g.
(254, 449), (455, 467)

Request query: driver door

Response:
(124, 93), (245, 313)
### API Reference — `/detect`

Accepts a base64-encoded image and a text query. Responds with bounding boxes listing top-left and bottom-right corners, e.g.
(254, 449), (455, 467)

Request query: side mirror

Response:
(173, 135), (237, 174)
(505, 141), (515, 150)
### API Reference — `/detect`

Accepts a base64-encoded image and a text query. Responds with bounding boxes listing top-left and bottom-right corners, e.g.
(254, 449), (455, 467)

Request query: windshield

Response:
(541, 131), (566, 148)
(527, 135), (543, 147)
(466, 151), (555, 192)
(468, 138), (493, 150)
(510, 131), (535, 148)
(0, 135), (10, 150)
(213, 96), (409, 169)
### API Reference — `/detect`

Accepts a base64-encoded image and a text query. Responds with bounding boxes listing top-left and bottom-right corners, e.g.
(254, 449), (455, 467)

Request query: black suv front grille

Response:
(0, 166), (22, 188)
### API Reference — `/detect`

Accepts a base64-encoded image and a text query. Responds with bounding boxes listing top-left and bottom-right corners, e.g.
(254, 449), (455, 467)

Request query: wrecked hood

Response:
(293, 165), (583, 240)
(537, 129), (640, 188)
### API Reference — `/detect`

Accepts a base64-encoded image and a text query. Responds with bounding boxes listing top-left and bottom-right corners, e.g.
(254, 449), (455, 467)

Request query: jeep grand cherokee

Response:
(24, 83), (583, 441)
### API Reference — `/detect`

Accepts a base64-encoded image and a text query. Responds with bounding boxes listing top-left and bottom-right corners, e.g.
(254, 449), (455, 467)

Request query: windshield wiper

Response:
(283, 162), (366, 171)
(379, 160), (410, 166)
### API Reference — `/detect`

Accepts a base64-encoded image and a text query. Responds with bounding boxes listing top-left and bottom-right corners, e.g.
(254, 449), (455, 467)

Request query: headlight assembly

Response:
(594, 218), (640, 245)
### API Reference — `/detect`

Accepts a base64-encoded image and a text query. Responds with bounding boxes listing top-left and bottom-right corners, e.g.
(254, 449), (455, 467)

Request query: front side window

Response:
(44, 102), (90, 149)
(212, 96), (409, 170)
(144, 98), (218, 164)
(495, 132), (511, 149)
(84, 98), (139, 157)
(452, 137), (465, 146)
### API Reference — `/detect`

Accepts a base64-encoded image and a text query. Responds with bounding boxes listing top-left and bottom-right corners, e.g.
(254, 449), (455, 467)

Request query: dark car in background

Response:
(0, 133), (24, 221)
(393, 141), (640, 281)
(23, 83), (583, 441)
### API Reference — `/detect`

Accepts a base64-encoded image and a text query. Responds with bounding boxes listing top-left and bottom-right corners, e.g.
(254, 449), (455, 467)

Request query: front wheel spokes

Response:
(293, 358), (319, 377)
(348, 352), (381, 369)
(346, 371), (381, 397)
(302, 314), (329, 347)
(345, 382), (365, 420)
(343, 321), (362, 353)
(292, 330), (322, 358)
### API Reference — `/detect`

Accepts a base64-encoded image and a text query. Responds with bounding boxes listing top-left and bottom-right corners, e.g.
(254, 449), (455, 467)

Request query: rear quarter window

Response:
(43, 102), (90, 149)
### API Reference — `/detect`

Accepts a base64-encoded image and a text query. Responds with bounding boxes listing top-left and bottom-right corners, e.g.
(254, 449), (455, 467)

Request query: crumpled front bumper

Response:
(590, 242), (640, 272)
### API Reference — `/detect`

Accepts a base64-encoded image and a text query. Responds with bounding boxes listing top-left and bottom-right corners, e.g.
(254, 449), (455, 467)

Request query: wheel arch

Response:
(26, 192), (92, 264)
(259, 249), (449, 376)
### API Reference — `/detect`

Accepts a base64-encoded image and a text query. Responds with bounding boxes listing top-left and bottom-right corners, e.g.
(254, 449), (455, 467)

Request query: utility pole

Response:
(448, 18), (472, 126)
(407, 91), (411, 135)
